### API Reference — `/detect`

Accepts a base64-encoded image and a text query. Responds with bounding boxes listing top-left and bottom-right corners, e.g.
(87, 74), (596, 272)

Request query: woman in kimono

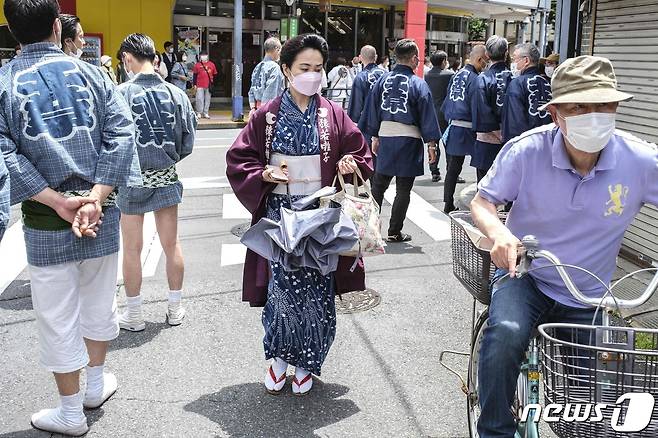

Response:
(226, 34), (373, 396)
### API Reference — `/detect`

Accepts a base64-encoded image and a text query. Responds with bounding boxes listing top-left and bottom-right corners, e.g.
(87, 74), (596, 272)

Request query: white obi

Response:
(270, 153), (322, 196)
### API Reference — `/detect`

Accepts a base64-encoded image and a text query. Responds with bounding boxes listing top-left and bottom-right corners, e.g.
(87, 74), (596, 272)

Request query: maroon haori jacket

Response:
(226, 94), (374, 307)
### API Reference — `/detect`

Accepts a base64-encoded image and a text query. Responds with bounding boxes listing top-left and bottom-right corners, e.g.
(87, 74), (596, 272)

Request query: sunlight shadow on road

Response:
(184, 381), (359, 437)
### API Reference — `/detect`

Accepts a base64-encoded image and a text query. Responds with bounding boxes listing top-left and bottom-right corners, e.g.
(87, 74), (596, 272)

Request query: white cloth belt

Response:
(378, 121), (422, 139)
(476, 130), (502, 145)
(452, 120), (473, 129)
(269, 153), (322, 196)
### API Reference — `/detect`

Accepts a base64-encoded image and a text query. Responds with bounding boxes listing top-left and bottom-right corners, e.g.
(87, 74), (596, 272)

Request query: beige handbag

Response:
(320, 167), (386, 257)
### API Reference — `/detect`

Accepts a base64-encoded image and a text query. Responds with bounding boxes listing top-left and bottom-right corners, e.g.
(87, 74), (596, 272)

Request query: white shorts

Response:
(29, 253), (119, 373)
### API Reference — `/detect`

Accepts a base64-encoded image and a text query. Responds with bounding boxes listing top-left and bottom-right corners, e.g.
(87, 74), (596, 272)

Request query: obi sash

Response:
(22, 190), (117, 231)
(378, 121), (422, 139)
(141, 164), (179, 189)
(269, 153), (322, 196)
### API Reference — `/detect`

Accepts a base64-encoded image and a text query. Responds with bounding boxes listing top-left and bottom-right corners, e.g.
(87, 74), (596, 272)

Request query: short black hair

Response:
(394, 39), (418, 63)
(164, 41), (173, 48)
(4, 0), (60, 45)
(119, 33), (156, 62)
(60, 14), (80, 44)
(280, 33), (328, 70)
(430, 50), (447, 67)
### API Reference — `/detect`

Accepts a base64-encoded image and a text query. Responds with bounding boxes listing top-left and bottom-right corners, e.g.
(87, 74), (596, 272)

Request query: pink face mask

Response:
(288, 71), (323, 96)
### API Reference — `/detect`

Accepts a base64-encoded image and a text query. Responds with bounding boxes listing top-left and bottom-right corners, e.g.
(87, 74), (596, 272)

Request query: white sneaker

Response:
(202, 113), (211, 119)
(166, 303), (186, 326)
(118, 309), (145, 332)
(31, 407), (88, 436)
(196, 112), (202, 119)
(83, 372), (118, 409)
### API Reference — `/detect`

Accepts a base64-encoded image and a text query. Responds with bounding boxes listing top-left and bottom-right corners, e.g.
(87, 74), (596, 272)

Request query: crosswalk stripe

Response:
(222, 193), (251, 219)
(384, 186), (451, 241)
(0, 223), (28, 293)
(220, 243), (247, 266)
(181, 176), (231, 189)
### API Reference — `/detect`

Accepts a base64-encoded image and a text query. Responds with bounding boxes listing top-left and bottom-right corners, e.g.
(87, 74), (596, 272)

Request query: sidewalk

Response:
(197, 109), (247, 130)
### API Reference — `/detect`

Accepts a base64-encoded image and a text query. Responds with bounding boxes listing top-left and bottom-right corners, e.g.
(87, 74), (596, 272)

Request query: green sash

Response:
(21, 200), (71, 231)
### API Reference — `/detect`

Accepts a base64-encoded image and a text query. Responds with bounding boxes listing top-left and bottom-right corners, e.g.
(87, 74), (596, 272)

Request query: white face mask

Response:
(167, 48), (174, 54)
(67, 41), (83, 58)
(511, 62), (520, 77)
(561, 112), (616, 153)
(545, 65), (555, 78)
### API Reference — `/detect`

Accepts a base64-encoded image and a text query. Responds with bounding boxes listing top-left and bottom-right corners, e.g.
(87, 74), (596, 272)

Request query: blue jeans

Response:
(477, 271), (600, 438)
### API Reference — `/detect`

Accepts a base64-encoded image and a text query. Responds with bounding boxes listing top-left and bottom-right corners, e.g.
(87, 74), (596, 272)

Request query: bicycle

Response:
(440, 211), (658, 438)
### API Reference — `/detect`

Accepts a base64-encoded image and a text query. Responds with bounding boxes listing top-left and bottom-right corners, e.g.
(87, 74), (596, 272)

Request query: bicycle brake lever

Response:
(517, 235), (540, 278)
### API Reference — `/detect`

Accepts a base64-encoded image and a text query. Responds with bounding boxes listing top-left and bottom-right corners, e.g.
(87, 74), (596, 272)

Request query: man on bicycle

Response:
(470, 55), (658, 437)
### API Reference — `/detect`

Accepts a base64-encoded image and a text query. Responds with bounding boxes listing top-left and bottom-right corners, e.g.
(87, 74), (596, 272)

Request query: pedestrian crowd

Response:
(1, 0), (657, 437)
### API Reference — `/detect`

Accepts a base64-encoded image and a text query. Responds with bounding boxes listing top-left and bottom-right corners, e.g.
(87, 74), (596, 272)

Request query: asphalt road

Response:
(0, 129), (502, 437)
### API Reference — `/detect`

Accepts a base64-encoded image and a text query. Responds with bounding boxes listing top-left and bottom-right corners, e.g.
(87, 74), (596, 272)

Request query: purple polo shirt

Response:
(479, 124), (658, 308)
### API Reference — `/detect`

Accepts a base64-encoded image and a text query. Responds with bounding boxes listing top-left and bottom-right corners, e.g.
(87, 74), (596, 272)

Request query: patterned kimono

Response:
(261, 91), (335, 375)
(116, 73), (197, 215)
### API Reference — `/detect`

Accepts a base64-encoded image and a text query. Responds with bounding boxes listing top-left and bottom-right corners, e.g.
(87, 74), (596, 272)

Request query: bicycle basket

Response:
(449, 211), (504, 305)
(539, 323), (658, 438)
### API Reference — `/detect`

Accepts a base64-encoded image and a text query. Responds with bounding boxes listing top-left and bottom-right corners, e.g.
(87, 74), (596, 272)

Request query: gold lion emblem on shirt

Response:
(605, 184), (629, 217)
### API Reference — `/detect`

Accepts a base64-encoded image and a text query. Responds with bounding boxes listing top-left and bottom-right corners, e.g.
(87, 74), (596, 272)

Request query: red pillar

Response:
(404, 0), (427, 77)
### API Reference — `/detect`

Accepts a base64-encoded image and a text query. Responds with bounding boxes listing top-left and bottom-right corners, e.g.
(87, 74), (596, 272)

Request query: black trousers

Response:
(429, 117), (448, 176)
(443, 154), (465, 212)
(371, 173), (416, 236)
(476, 168), (488, 183)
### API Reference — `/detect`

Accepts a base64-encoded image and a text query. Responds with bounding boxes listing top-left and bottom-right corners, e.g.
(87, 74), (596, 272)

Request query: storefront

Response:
(577, 0), (658, 265)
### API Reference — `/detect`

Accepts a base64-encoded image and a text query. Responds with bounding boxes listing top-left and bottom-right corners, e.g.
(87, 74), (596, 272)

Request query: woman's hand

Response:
(262, 165), (289, 183)
(337, 155), (359, 175)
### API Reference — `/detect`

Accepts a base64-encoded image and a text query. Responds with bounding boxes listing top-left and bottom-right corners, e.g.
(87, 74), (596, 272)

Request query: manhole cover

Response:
(335, 288), (380, 314)
(231, 222), (251, 237)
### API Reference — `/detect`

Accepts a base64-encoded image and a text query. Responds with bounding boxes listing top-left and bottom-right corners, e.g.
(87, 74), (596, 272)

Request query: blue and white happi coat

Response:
(0, 157), (8, 241)
(471, 61), (513, 170)
(262, 90), (335, 375)
(248, 56), (285, 107)
(0, 43), (140, 267)
(501, 66), (553, 144)
(116, 73), (197, 215)
(441, 64), (480, 157)
(360, 64), (441, 177)
(348, 63), (386, 124)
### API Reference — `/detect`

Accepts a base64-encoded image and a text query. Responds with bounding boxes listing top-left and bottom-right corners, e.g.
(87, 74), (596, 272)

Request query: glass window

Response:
(264, 1), (282, 20)
(244, 0), (261, 19)
(300, 5), (325, 36)
(174, 0), (207, 16)
(209, 0), (234, 17)
(357, 9), (383, 54)
(431, 15), (460, 33)
(327, 7), (356, 63)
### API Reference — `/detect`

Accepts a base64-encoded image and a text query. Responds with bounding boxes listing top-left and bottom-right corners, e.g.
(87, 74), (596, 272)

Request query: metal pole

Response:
(538, 10), (547, 56)
(529, 10), (536, 45)
(232, 0), (243, 121)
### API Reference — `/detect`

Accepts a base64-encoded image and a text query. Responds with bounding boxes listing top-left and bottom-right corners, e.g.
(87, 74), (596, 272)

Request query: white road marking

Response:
(181, 176), (231, 189)
(222, 193), (251, 219)
(0, 223), (28, 293)
(384, 186), (451, 241)
(220, 243), (247, 266)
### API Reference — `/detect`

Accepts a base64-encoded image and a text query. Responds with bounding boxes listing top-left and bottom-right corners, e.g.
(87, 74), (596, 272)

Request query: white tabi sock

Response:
(85, 365), (104, 399)
(272, 357), (288, 376)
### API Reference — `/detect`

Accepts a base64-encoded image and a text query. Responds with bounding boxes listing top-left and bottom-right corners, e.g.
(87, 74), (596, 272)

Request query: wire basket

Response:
(449, 211), (503, 305)
(539, 323), (658, 437)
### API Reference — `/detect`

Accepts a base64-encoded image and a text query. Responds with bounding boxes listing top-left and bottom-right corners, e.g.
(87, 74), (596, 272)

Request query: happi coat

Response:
(116, 73), (197, 214)
(359, 64), (441, 177)
(0, 157), (8, 240)
(0, 43), (140, 267)
(501, 65), (553, 144)
(471, 61), (513, 170)
(347, 63), (386, 124)
(441, 64), (479, 157)
(226, 94), (374, 307)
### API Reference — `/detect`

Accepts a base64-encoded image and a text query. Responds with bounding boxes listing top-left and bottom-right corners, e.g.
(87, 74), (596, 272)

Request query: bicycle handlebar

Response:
(517, 235), (658, 310)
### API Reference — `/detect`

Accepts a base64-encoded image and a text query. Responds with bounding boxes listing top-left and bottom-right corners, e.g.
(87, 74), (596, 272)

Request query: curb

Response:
(197, 121), (246, 130)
